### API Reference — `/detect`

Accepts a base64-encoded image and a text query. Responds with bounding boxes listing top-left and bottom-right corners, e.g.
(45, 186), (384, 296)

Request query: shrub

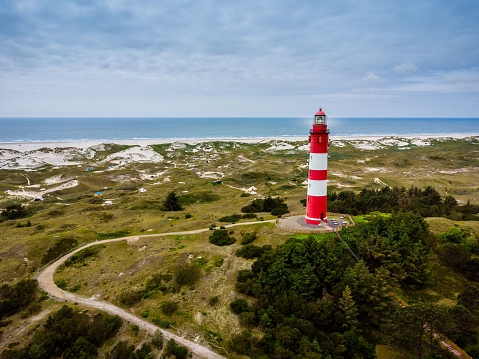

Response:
(42, 236), (78, 264)
(235, 244), (272, 259)
(230, 298), (249, 314)
(1, 203), (29, 220)
(219, 214), (242, 222)
(151, 330), (164, 349)
(0, 279), (38, 319)
(164, 339), (188, 359)
(119, 289), (145, 306)
(209, 229), (236, 246)
(240, 196), (289, 215)
(240, 232), (257, 244)
(64, 245), (106, 267)
(175, 263), (201, 286)
(161, 301), (178, 316)
(162, 191), (183, 211)
(208, 296), (219, 306)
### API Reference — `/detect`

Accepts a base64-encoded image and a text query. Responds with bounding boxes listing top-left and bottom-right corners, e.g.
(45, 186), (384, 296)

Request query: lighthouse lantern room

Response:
(305, 108), (330, 225)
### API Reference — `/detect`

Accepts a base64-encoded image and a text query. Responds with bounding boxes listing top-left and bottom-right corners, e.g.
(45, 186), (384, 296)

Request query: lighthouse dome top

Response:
(313, 107), (327, 125)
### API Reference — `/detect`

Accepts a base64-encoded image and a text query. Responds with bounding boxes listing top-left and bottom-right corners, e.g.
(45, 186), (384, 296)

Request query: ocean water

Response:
(0, 117), (478, 142)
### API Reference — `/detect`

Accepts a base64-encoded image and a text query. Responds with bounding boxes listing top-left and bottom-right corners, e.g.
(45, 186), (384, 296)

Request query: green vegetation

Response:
(1, 138), (479, 357)
(64, 244), (106, 267)
(0, 279), (38, 319)
(235, 244), (272, 259)
(0, 203), (30, 221)
(42, 236), (78, 264)
(209, 229), (236, 246)
(241, 195), (289, 216)
(1, 305), (122, 359)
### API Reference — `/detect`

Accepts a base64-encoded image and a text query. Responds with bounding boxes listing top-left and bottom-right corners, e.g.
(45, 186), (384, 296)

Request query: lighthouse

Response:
(305, 108), (329, 225)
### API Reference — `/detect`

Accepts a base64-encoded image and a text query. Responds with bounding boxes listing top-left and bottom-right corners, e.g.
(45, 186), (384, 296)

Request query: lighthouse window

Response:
(314, 115), (326, 125)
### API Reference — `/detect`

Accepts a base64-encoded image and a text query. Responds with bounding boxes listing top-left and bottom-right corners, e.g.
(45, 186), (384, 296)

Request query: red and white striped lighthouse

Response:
(305, 108), (329, 225)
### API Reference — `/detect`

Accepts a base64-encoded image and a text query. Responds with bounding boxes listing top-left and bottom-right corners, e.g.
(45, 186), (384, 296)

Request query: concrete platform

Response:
(276, 214), (338, 234)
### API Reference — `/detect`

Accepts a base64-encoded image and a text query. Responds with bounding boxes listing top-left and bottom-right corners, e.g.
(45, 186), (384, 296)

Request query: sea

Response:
(0, 117), (478, 143)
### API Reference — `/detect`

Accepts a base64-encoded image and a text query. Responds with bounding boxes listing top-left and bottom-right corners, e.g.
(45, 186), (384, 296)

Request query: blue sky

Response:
(1, 0), (478, 117)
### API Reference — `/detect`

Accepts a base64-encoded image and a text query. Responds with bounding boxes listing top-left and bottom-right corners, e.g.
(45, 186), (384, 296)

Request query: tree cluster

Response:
(2, 305), (122, 359)
(0, 203), (30, 221)
(327, 185), (478, 219)
(230, 235), (395, 357)
(344, 211), (432, 287)
(241, 196), (289, 216)
(0, 279), (38, 319)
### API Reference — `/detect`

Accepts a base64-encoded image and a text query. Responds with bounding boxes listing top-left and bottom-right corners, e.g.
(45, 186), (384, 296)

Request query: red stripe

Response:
(308, 169), (327, 180)
(305, 195), (327, 224)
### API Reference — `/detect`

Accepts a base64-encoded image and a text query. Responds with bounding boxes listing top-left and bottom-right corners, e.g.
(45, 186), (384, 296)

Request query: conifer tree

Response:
(339, 285), (359, 331)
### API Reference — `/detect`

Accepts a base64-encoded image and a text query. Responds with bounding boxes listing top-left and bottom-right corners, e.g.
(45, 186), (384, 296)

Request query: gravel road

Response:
(35, 220), (275, 358)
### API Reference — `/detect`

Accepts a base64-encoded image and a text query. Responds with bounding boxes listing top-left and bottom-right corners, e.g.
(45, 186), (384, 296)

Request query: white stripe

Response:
(305, 214), (328, 222)
(307, 179), (327, 196)
(309, 153), (328, 170)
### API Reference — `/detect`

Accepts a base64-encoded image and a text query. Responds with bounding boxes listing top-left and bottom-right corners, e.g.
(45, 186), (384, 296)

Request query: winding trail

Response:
(35, 220), (275, 359)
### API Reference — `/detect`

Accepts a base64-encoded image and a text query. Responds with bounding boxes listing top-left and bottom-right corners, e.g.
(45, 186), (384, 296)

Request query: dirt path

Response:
(35, 220), (275, 359)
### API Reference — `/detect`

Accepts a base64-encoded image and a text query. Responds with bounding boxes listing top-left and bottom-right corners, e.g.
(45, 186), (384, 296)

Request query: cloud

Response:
(362, 72), (381, 82)
(1, 0), (479, 116)
(394, 63), (418, 73)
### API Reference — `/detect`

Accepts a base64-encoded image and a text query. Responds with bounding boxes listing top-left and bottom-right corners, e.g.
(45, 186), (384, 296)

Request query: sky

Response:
(1, 0), (479, 118)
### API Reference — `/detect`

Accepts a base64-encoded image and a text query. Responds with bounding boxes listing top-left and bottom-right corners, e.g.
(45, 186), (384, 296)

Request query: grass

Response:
(1, 137), (479, 355)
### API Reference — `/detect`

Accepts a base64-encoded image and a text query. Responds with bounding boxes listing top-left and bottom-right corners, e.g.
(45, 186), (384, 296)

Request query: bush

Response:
(175, 263), (201, 286)
(208, 296), (219, 306)
(235, 244), (272, 259)
(162, 191), (183, 211)
(230, 298), (249, 314)
(219, 214), (242, 222)
(209, 229), (236, 246)
(1, 203), (29, 220)
(240, 232), (257, 244)
(42, 237), (78, 264)
(161, 301), (178, 316)
(0, 279), (38, 319)
(151, 330), (164, 349)
(64, 245), (106, 267)
(164, 339), (188, 359)
(119, 289), (145, 306)
(240, 196), (289, 215)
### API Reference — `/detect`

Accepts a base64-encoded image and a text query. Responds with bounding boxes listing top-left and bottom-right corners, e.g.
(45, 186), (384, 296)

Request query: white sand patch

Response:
(196, 171), (224, 179)
(5, 180), (79, 199)
(44, 174), (73, 185)
(331, 141), (346, 148)
(411, 139), (432, 146)
(438, 169), (469, 174)
(352, 141), (384, 150)
(238, 155), (255, 163)
(0, 147), (95, 169)
(265, 142), (295, 151)
(379, 138), (409, 147)
(374, 178), (391, 188)
(103, 146), (164, 166)
(365, 167), (390, 173)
